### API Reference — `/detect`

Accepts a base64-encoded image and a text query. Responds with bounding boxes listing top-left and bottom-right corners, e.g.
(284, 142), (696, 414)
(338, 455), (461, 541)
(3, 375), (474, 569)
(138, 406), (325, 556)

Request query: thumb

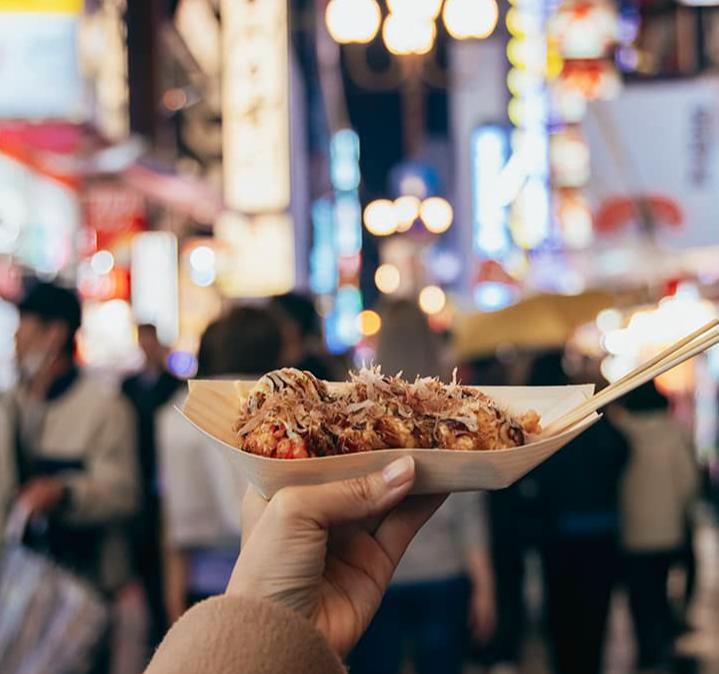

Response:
(280, 456), (417, 529)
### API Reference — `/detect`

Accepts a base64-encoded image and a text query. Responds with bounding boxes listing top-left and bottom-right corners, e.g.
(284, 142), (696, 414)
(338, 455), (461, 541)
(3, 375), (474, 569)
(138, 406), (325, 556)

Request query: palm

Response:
(231, 479), (444, 660)
(313, 527), (395, 656)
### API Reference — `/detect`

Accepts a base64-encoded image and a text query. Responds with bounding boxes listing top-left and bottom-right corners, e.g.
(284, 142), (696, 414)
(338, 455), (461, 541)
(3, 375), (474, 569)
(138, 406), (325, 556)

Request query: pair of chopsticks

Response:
(542, 318), (719, 437)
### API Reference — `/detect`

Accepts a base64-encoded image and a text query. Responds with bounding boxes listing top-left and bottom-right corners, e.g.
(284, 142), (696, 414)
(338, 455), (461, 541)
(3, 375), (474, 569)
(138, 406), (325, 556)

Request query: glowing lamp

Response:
(375, 263), (401, 294)
(550, 130), (591, 188)
(443, 0), (499, 40)
(387, 0), (443, 19)
(557, 192), (594, 248)
(394, 195), (421, 231)
(358, 309), (382, 336)
(325, 0), (381, 44)
(420, 197), (453, 234)
(364, 199), (398, 236)
(90, 250), (114, 275)
(382, 14), (436, 55)
(418, 285), (447, 315)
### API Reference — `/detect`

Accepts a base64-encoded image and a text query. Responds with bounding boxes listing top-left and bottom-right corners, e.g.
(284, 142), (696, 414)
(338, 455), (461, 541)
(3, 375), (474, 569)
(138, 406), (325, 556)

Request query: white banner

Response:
(583, 77), (719, 250)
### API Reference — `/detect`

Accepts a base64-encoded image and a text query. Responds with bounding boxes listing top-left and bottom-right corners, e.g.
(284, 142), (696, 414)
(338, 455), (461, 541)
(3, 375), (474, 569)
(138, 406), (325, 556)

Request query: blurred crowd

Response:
(0, 280), (709, 674)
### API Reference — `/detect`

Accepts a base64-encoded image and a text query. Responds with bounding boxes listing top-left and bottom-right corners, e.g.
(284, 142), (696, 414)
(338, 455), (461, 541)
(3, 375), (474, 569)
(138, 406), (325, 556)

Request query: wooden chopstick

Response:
(603, 318), (719, 393)
(582, 319), (719, 414)
(549, 326), (719, 434)
(542, 322), (719, 437)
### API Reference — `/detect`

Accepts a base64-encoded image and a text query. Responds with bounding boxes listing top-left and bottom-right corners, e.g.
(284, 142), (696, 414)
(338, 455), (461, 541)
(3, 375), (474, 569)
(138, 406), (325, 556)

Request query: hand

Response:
(469, 586), (496, 644)
(227, 457), (445, 657)
(17, 478), (67, 517)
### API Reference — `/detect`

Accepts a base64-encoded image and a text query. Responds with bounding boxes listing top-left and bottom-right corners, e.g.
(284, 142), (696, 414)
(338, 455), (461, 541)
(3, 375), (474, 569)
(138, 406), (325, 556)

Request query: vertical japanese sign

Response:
(221, 0), (291, 213)
(219, 0), (295, 296)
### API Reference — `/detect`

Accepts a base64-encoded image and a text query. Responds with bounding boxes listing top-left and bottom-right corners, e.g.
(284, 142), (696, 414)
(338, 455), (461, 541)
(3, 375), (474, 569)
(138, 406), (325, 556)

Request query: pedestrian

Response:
(613, 380), (698, 670)
(122, 322), (182, 647)
(349, 299), (496, 674)
(271, 292), (336, 379)
(158, 306), (283, 622)
(531, 351), (628, 674)
(0, 281), (139, 672)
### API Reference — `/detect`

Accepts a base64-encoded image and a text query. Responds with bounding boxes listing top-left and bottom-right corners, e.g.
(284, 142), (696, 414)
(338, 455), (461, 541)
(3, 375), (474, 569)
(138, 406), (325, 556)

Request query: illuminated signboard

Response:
(472, 125), (511, 258)
(215, 212), (295, 297)
(221, 0), (290, 213)
(131, 232), (179, 344)
(0, 2), (84, 119)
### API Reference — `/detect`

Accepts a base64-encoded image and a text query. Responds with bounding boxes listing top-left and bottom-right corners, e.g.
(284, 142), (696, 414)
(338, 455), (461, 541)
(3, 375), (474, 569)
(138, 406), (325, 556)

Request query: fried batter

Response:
(236, 367), (540, 458)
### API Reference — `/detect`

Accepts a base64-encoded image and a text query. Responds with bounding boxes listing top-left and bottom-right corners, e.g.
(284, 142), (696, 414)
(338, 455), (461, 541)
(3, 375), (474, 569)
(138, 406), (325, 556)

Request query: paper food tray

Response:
(178, 379), (600, 497)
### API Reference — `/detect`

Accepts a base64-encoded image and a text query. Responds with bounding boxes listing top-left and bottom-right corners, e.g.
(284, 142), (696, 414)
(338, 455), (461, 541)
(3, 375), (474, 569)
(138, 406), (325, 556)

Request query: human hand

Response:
(17, 478), (67, 517)
(227, 457), (445, 657)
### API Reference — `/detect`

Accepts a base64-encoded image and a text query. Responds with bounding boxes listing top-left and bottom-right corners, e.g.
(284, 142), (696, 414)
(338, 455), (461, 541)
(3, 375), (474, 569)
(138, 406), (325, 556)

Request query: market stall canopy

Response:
(454, 291), (615, 360)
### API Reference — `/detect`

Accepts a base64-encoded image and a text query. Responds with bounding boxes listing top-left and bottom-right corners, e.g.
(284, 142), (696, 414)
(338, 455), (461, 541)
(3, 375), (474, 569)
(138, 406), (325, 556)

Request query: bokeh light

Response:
(325, 0), (381, 44)
(394, 195), (421, 231)
(358, 309), (382, 336)
(189, 245), (216, 272)
(558, 194), (594, 248)
(364, 199), (398, 236)
(374, 263), (401, 294)
(443, 0), (499, 40)
(596, 308), (623, 333)
(382, 15), (436, 55)
(420, 197), (453, 234)
(90, 250), (114, 275)
(387, 0), (442, 19)
(418, 285), (447, 315)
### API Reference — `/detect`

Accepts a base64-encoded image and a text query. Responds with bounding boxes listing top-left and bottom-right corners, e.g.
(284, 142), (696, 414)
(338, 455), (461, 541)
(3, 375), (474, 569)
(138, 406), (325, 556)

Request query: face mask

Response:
(18, 348), (50, 383)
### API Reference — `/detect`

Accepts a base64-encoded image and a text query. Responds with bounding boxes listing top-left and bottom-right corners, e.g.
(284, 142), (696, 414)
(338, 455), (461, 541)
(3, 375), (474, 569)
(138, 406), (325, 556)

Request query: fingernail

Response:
(382, 456), (415, 488)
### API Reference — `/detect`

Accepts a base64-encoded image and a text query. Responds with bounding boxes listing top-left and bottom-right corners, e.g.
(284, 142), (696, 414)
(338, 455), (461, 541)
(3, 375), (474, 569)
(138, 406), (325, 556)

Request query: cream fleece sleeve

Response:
(62, 395), (139, 524)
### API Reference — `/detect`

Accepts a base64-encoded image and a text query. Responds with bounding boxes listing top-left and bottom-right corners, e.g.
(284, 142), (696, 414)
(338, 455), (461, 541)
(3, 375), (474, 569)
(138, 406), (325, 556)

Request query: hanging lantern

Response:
(550, 128), (590, 188)
(549, 0), (619, 59)
(556, 190), (594, 248)
(557, 59), (622, 100)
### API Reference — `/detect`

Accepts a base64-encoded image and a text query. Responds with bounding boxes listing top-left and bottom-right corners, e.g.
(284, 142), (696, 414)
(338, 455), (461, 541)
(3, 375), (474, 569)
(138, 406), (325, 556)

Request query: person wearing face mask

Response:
(0, 282), (139, 600)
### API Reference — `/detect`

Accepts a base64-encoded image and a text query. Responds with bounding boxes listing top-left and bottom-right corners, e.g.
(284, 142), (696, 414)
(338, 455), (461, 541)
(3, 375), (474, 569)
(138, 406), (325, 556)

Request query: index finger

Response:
(373, 493), (447, 565)
(241, 487), (269, 545)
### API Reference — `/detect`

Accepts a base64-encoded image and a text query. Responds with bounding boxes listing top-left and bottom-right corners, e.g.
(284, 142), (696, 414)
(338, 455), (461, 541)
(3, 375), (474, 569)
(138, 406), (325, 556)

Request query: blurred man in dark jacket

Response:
(530, 352), (628, 674)
(122, 324), (181, 648)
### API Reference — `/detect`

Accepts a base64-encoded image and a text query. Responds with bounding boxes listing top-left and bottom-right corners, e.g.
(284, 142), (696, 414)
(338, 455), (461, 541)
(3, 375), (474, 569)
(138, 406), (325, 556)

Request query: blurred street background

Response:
(2, 1), (719, 673)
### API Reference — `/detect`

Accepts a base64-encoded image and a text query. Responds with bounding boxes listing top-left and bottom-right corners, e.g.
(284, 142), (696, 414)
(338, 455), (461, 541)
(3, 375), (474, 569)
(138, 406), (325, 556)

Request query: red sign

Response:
(82, 182), (146, 251)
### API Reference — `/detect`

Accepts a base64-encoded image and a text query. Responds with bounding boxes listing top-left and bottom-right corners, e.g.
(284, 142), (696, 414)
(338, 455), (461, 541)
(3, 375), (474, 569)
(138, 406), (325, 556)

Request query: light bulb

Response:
(418, 285), (447, 315)
(189, 245), (216, 272)
(382, 14), (436, 55)
(387, 0), (442, 19)
(358, 309), (382, 336)
(375, 263), (401, 294)
(91, 250), (114, 275)
(394, 195), (421, 231)
(325, 0), (381, 44)
(364, 199), (398, 236)
(420, 197), (453, 234)
(443, 0), (499, 40)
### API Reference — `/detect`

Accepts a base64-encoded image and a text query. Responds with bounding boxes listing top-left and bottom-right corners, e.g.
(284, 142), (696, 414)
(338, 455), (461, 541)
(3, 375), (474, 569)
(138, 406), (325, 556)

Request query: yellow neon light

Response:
(0, 0), (83, 12)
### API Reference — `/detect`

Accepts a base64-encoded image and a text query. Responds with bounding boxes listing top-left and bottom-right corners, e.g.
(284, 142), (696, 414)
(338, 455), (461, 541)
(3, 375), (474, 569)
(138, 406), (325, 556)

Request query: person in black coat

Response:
(121, 324), (182, 649)
(530, 352), (628, 674)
